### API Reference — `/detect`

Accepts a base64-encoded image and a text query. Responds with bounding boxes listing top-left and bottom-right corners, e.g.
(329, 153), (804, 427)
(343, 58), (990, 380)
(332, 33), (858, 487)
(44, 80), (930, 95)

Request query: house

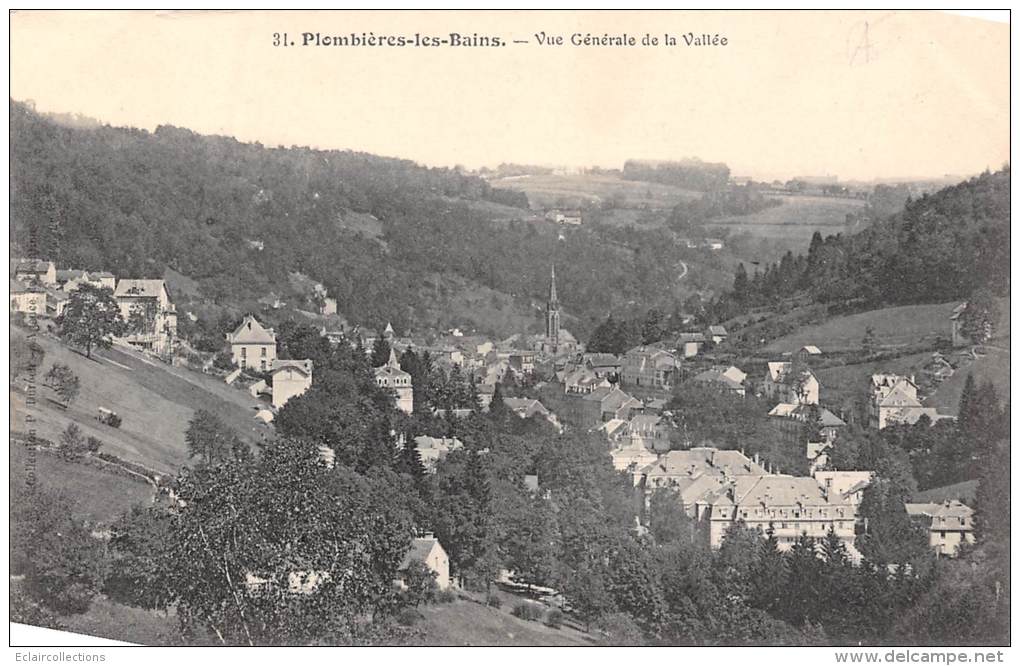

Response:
(476, 383), (496, 412)
(621, 345), (680, 390)
(768, 403), (846, 442)
(640, 448), (768, 494)
(806, 441), (831, 475)
(10, 280), (47, 316)
(91, 272), (117, 290)
(597, 418), (630, 444)
(503, 397), (549, 420)
(578, 386), (643, 427)
(676, 332), (706, 358)
(583, 353), (622, 378)
(227, 315), (277, 371)
(707, 475), (858, 552)
(271, 359), (313, 409)
(627, 414), (671, 453)
(508, 351), (536, 375)
(813, 470), (872, 507)
(413, 436), (463, 473)
(611, 436), (660, 476)
(375, 349), (414, 414)
(796, 345), (823, 363)
(399, 536), (451, 590)
(905, 500), (975, 557)
(868, 374), (939, 429)
(562, 366), (607, 394)
(691, 366), (747, 396)
(949, 302), (970, 347)
(545, 209), (582, 225)
(763, 361), (819, 405)
(643, 397), (669, 415)
(705, 325), (728, 345)
(47, 290), (69, 319)
(15, 260), (56, 285)
(113, 279), (177, 355)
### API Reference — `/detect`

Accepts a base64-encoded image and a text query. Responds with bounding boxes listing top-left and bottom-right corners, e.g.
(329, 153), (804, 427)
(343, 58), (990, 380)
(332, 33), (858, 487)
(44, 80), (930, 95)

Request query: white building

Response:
(271, 359), (313, 409)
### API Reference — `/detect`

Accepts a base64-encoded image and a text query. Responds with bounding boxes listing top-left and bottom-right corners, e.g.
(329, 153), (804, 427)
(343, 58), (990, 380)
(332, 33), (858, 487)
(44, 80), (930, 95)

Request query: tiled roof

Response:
(272, 359), (313, 376)
(400, 537), (442, 570)
(229, 315), (277, 345)
(114, 279), (168, 299)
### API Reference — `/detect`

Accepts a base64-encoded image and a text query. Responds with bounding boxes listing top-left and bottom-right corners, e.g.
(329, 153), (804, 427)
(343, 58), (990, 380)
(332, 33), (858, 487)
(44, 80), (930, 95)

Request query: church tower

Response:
(546, 264), (560, 350)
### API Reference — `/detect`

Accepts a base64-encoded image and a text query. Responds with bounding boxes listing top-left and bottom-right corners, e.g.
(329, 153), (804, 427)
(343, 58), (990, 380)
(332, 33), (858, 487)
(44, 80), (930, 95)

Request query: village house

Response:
(641, 448), (768, 494)
(705, 325), (728, 345)
(611, 436), (660, 476)
(561, 366), (608, 394)
(768, 403), (846, 442)
(15, 259), (56, 285)
(398, 536), (452, 590)
(10, 280), (47, 316)
(812, 470), (872, 508)
(508, 350), (536, 375)
(676, 332), (707, 358)
(905, 500), (975, 557)
(583, 352), (622, 378)
(271, 359), (313, 409)
(476, 383), (495, 411)
(113, 279), (177, 356)
(949, 302), (970, 347)
(643, 397), (669, 415)
(375, 348), (414, 414)
(412, 436), (463, 473)
(691, 365), (748, 396)
(868, 374), (939, 429)
(796, 345), (823, 363)
(226, 315), (277, 372)
(627, 414), (672, 454)
(545, 209), (582, 225)
(577, 385), (643, 427)
(763, 361), (820, 405)
(597, 418), (631, 445)
(621, 345), (681, 390)
(806, 441), (831, 475)
(503, 397), (558, 425)
(56, 269), (116, 292)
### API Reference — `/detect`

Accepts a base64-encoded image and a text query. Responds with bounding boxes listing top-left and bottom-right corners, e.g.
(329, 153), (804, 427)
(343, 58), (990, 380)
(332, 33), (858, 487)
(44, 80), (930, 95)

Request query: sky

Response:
(9, 10), (1010, 181)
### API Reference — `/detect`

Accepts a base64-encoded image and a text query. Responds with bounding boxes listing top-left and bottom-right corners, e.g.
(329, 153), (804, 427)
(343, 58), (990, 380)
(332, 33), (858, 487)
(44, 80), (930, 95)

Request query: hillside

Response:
(11, 326), (263, 472)
(764, 300), (1009, 353)
(709, 195), (867, 253)
(10, 100), (726, 340)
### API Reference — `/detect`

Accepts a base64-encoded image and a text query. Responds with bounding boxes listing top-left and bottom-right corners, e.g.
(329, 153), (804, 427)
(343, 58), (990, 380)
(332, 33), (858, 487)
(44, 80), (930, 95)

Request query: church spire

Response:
(549, 264), (558, 304)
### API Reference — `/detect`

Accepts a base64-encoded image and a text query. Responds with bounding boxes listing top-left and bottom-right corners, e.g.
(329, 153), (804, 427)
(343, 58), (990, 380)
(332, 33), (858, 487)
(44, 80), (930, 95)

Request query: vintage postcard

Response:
(7, 9), (1010, 656)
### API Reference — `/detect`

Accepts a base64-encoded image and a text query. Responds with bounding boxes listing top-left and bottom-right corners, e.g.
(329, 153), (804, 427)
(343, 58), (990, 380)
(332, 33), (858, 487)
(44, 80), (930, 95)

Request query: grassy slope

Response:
(12, 327), (267, 472)
(766, 299), (1010, 353)
(405, 593), (593, 646)
(10, 442), (154, 525)
(710, 195), (866, 239)
(926, 348), (1011, 414)
(489, 173), (700, 210)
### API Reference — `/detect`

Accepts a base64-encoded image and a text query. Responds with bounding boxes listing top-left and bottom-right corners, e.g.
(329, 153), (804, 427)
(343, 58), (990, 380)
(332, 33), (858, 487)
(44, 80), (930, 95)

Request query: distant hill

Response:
(10, 100), (713, 338)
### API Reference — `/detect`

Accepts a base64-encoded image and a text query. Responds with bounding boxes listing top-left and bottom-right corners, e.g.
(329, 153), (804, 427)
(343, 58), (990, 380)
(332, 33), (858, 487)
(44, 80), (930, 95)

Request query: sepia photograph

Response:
(6, 8), (1011, 654)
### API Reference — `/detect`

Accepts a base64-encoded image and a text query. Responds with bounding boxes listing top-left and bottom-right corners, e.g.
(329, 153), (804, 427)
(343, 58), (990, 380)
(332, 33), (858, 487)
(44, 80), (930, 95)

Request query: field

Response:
(765, 301), (968, 353)
(12, 327), (267, 472)
(10, 442), (154, 525)
(926, 347), (1011, 414)
(489, 173), (700, 210)
(396, 591), (594, 646)
(709, 195), (867, 252)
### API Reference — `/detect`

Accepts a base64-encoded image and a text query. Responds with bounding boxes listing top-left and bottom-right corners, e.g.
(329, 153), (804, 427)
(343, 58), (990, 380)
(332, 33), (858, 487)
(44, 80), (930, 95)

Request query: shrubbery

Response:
(511, 602), (543, 621)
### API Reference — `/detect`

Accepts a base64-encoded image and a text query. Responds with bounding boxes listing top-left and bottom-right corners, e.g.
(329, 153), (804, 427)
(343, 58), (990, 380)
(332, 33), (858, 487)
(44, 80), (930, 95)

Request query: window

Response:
(241, 347), (247, 357)
(939, 531), (946, 540)
(261, 347), (267, 356)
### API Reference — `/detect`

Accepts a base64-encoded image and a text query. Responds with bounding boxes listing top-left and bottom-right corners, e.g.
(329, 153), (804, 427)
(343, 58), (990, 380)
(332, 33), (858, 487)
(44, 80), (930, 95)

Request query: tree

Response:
(400, 562), (438, 608)
(648, 488), (697, 545)
(11, 485), (107, 615)
(958, 290), (1000, 345)
(732, 263), (750, 302)
(370, 335), (392, 368)
(58, 423), (87, 461)
(105, 505), (174, 610)
(57, 283), (125, 359)
(861, 326), (877, 355)
(185, 409), (247, 466)
(44, 363), (80, 408)
(154, 438), (418, 644)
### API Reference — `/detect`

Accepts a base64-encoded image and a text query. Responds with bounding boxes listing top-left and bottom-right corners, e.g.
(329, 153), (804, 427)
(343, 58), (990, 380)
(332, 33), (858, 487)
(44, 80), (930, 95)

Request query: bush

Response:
(435, 588), (457, 604)
(212, 351), (234, 371)
(396, 607), (421, 627)
(511, 602), (543, 621)
(85, 436), (102, 454)
(106, 413), (122, 428)
(58, 423), (86, 461)
(545, 608), (564, 628)
(486, 593), (502, 608)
